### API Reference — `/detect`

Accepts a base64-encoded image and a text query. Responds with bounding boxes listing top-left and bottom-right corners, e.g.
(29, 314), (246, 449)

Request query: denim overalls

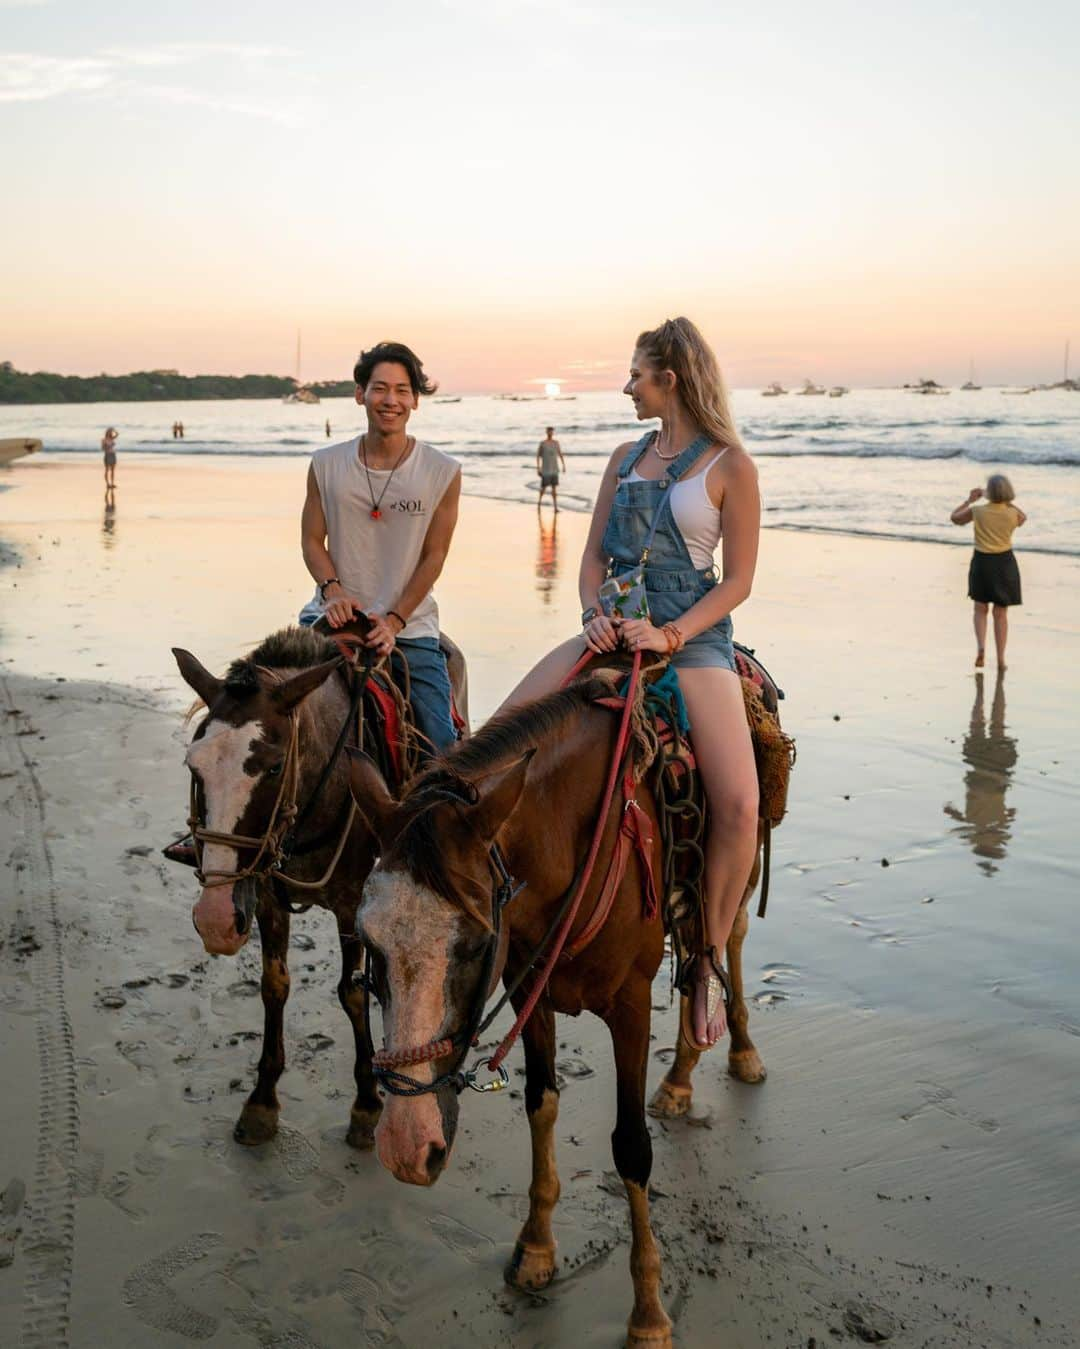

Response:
(600, 431), (735, 671)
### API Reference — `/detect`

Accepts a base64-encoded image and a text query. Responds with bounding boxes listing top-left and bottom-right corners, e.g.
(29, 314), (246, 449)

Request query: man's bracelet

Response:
(386, 610), (406, 631)
(319, 576), (340, 599)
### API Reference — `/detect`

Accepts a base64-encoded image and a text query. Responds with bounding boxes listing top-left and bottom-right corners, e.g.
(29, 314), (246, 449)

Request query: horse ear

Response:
(172, 648), (222, 707)
(271, 659), (341, 712)
(472, 749), (535, 843)
(347, 748), (395, 839)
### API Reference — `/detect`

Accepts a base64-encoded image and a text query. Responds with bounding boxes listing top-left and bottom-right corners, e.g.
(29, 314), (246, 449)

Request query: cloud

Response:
(0, 54), (114, 103)
(0, 43), (313, 124)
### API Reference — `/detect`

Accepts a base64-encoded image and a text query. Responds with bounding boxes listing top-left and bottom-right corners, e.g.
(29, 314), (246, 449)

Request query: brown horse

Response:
(347, 671), (765, 1348)
(173, 625), (387, 1148)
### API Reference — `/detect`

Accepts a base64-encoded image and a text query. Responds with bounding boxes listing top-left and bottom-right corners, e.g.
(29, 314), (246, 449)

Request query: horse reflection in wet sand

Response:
(348, 675), (766, 1349)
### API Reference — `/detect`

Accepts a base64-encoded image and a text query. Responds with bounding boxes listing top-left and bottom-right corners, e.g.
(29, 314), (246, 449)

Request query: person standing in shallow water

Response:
(950, 474), (1025, 670)
(101, 427), (118, 488)
(502, 316), (761, 1050)
(536, 426), (566, 511)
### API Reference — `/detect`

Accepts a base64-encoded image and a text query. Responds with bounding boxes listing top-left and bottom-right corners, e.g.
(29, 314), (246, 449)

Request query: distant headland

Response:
(0, 362), (353, 405)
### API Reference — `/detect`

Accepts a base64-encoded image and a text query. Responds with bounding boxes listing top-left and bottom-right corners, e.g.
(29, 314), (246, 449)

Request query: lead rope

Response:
(485, 651), (643, 1074)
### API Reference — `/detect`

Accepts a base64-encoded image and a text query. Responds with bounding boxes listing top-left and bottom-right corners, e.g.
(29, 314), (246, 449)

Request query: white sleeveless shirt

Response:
(306, 436), (460, 640)
(628, 452), (724, 570)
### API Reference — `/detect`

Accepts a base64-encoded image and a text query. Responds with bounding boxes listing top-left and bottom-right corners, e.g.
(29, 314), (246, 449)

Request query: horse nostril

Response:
(233, 906), (248, 936)
(425, 1143), (447, 1180)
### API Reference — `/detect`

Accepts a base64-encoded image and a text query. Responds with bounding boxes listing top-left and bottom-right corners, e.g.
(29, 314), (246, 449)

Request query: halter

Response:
(364, 839), (525, 1097)
(188, 660), (370, 899)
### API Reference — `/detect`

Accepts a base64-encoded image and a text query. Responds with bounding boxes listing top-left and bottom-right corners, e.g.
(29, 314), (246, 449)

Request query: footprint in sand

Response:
(428, 1212), (495, 1263)
(121, 1232), (224, 1340)
(339, 1267), (401, 1343)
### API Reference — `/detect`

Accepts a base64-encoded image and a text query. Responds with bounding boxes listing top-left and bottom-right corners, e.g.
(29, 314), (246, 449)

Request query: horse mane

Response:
(429, 675), (613, 785)
(224, 625), (338, 695)
(393, 676), (613, 910)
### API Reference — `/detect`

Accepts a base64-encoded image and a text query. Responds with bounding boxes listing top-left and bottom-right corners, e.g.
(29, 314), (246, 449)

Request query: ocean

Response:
(4, 388), (1078, 557)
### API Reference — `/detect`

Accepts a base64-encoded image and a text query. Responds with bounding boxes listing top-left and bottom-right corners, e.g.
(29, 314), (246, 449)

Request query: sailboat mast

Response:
(296, 330), (302, 384)
(1066, 339), (1070, 383)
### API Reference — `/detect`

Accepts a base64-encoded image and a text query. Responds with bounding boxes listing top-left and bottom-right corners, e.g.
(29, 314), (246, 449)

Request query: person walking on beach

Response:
(171, 420), (179, 439)
(950, 474), (1025, 670)
(299, 341), (462, 752)
(101, 427), (118, 487)
(503, 317), (761, 1050)
(178, 420), (185, 439)
(536, 426), (566, 511)
(325, 418), (332, 438)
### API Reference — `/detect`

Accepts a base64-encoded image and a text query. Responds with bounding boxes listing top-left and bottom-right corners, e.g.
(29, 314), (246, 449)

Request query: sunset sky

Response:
(4, 0), (1078, 390)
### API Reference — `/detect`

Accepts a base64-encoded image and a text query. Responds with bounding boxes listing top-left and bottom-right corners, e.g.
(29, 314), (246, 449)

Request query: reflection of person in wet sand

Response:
(102, 487), (116, 543)
(944, 671), (1017, 875)
(535, 512), (558, 604)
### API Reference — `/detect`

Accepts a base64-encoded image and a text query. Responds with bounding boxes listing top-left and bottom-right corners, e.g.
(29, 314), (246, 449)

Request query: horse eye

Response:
(266, 763), (283, 778)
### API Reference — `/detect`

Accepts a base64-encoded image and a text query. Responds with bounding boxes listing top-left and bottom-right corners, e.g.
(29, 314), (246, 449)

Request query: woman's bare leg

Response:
(992, 604), (1008, 669)
(973, 602), (988, 666)
(498, 634), (590, 713)
(677, 667), (759, 1047)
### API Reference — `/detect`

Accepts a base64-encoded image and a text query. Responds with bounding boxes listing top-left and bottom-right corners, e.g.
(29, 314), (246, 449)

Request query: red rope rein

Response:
(486, 650), (642, 1073)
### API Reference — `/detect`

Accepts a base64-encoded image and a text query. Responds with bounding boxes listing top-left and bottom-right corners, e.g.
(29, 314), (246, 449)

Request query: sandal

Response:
(679, 946), (731, 1052)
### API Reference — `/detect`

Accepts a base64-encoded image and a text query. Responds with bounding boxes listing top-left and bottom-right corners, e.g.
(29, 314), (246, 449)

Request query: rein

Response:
(188, 659), (371, 900)
(366, 651), (645, 1097)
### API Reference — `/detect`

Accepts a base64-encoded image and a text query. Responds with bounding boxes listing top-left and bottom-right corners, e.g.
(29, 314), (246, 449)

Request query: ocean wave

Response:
(767, 520), (1080, 558)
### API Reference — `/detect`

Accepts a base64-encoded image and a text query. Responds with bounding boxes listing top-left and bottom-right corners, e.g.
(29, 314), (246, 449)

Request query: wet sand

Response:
(2, 456), (1079, 1347)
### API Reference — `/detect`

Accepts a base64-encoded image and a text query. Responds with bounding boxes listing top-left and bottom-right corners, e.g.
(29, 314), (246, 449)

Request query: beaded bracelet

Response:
(661, 622), (685, 655)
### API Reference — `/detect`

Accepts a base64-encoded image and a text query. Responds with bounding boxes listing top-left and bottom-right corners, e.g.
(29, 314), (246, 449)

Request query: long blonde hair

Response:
(635, 317), (743, 452)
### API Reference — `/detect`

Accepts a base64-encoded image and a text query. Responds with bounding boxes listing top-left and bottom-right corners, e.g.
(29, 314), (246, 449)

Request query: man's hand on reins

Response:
(364, 611), (402, 658)
(323, 585), (363, 629)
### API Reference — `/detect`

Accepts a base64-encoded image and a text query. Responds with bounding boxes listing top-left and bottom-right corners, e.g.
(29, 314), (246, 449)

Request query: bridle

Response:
(361, 783), (528, 1098)
(188, 659), (371, 901)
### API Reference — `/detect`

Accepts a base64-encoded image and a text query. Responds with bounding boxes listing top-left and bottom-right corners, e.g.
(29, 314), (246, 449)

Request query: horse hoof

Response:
(727, 1048), (767, 1084)
(626, 1315), (673, 1347)
(345, 1109), (380, 1150)
(647, 1079), (692, 1119)
(234, 1103), (279, 1146)
(504, 1240), (557, 1291)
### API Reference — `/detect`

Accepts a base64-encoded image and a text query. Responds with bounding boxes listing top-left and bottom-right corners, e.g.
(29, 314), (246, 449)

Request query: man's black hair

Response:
(353, 342), (438, 397)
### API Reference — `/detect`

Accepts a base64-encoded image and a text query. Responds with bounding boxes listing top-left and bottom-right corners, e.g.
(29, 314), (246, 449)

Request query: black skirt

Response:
(968, 549), (1022, 606)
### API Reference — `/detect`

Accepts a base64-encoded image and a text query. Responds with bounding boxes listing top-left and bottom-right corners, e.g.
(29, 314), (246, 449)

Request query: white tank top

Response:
(307, 436), (460, 640)
(629, 452), (723, 570)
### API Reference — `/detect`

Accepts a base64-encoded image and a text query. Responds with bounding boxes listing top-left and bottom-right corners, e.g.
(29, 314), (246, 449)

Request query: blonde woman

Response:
(950, 474), (1025, 670)
(503, 317), (761, 1050)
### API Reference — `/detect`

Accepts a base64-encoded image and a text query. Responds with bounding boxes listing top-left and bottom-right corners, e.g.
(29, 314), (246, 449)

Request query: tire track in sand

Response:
(2, 678), (79, 1349)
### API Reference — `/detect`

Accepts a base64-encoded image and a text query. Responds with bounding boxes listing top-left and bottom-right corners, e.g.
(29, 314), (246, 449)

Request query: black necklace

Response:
(360, 434), (411, 520)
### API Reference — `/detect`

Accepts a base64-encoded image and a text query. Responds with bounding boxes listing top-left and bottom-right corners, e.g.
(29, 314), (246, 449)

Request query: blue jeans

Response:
(390, 638), (457, 755)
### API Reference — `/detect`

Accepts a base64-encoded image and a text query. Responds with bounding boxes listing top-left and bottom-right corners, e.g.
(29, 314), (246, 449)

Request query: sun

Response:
(544, 381), (561, 397)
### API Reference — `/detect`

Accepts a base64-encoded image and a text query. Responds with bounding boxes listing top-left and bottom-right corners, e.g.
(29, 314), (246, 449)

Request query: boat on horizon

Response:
(761, 382), (787, 397)
(960, 359), (981, 391)
(795, 379), (826, 396)
(828, 386), (849, 398)
(282, 330), (321, 405)
(0, 436), (41, 466)
(906, 378), (950, 395)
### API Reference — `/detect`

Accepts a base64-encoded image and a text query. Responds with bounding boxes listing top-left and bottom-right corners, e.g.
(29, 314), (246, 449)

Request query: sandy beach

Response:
(2, 456), (1079, 1348)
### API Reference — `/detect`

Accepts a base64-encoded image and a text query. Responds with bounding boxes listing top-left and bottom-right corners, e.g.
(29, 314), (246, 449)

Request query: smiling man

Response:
(299, 341), (462, 752)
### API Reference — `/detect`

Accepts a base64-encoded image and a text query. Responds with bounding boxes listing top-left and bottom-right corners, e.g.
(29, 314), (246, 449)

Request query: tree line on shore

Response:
(0, 362), (353, 404)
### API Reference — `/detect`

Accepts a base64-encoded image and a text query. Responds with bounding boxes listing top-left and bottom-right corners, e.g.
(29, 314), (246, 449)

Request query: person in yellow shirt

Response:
(950, 473), (1026, 670)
